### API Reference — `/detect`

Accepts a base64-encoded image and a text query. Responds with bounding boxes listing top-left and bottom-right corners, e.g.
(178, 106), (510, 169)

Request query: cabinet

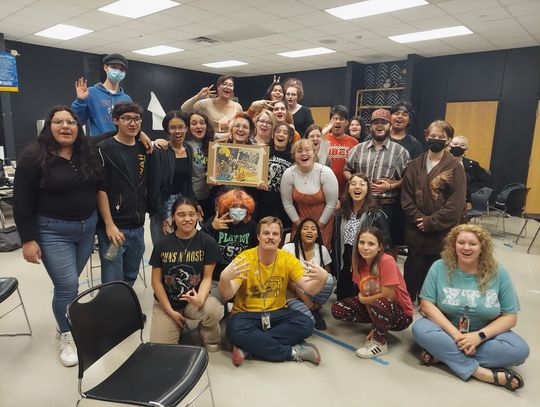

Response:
(355, 87), (405, 119)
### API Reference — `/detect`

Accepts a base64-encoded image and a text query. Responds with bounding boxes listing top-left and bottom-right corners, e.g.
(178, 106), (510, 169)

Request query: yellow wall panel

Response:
(445, 101), (498, 169)
(311, 106), (331, 130)
(525, 102), (540, 213)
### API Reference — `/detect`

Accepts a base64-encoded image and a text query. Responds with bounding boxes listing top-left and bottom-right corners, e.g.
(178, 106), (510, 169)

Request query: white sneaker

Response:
(59, 332), (78, 367)
(355, 340), (388, 359)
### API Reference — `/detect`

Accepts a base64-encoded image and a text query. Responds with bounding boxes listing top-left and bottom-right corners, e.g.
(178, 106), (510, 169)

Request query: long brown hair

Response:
(441, 224), (498, 294)
(353, 226), (384, 278)
(339, 173), (379, 220)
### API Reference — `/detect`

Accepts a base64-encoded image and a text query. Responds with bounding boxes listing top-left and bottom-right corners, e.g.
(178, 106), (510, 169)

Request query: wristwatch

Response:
(478, 331), (487, 341)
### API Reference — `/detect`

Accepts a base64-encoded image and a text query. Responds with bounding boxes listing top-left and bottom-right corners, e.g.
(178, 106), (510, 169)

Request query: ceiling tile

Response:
(259, 1), (314, 17)
(506, 1), (540, 16)
(436, 0), (501, 14)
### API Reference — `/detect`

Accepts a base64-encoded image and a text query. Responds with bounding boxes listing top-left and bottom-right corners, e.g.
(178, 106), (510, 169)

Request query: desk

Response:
(0, 186), (14, 228)
(515, 213), (540, 253)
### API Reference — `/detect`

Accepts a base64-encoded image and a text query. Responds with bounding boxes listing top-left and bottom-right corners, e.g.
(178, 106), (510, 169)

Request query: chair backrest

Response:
(67, 281), (144, 378)
(505, 187), (528, 216)
(470, 187), (493, 213)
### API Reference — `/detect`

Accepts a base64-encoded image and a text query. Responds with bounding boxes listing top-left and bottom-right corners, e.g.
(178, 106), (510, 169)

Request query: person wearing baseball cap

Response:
(71, 53), (133, 137)
(343, 108), (411, 228)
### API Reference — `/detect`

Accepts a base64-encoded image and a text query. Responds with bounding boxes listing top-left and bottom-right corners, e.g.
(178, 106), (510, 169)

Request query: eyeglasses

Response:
(168, 125), (186, 133)
(257, 120), (272, 126)
(119, 116), (142, 124)
(285, 93), (297, 97)
(51, 118), (78, 126)
(221, 82), (234, 88)
(296, 148), (313, 154)
(233, 123), (250, 130)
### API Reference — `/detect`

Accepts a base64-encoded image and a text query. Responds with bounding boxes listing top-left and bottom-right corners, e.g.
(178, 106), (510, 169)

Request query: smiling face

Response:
(167, 117), (187, 147)
(348, 175), (368, 203)
(300, 220), (318, 245)
(189, 114), (207, 141)
(256, 112), (273, 141)
(174, 203), (198, 235)
(307, 128), (322, 152)
(257, 222), (282, 251)
(294, 141), (315, 170)
(270, 84), (284, 101)
(391, 110), (410, 132)
(114, 112), (142, 138)
(357, 232), (382, 264)
(231, 117), (251, 144)
(455, 231), (482, 268)
(285, 86), (298, 108)
(273, 124), (290, 151)
(349, 119), (361, 138)
(50, 110), (78, 148)
(272, 101), (287, 123)
(371, 118), (390, 139)
(217, 78), (234, 99)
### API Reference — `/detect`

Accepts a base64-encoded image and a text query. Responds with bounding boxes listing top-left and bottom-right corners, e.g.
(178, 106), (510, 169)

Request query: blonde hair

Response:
(291, 138), (314, 156)
(441, 224), (498, 294)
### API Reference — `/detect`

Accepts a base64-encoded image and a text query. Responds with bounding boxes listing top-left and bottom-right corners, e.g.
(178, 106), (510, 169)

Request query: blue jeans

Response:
(226, 308), (314, 362)
(149, 192), (181, 245)
(287, 274), (335, 323)
(97, 226), (145, 286)
(36, 212), (98, 332)
(412, 317), (529, 380)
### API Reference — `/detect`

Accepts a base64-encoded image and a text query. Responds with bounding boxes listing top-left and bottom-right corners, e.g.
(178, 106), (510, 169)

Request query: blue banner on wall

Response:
(0, 52), (19, 92)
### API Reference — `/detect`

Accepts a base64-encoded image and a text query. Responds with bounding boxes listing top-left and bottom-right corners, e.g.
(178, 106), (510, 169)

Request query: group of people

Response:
(12, 53), (527, 392)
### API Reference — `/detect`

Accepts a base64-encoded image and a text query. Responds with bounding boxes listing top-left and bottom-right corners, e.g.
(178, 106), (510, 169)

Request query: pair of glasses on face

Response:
(168, 125), (186, 133)
(119, 116), (142, 124)
(52, 118), (78, 126)
(296, 148), (313, 154)
(285, 93), (297, 97)
(257, 120), (272, 126)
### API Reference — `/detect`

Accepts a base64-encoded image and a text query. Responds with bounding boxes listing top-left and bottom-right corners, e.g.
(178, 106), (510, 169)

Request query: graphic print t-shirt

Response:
(150, 231), (221, 309)
(326, 134), (358, 196)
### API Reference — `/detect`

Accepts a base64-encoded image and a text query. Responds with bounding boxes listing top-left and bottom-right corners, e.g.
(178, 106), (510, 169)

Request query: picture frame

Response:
(207, 142), (269, 187)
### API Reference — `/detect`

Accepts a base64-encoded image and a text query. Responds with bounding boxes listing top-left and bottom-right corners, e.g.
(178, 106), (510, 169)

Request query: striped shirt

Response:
(344, 137), (411, 198)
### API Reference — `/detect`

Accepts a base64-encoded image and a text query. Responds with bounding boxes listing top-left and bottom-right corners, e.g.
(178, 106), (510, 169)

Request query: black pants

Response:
(404, 253), (440, 303)
(390, 193), (406, 246)
(336, 244), (358, 301)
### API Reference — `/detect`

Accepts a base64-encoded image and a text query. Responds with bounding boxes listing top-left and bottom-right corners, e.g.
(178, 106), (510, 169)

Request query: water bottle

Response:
(104, 241), (120, 261)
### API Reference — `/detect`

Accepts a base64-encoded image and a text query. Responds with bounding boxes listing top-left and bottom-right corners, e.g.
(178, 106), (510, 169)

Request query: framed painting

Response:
(207, 142), (269, 187)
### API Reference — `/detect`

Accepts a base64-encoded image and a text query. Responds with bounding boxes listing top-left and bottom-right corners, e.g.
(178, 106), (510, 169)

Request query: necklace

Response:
(176, 230), (196, 257)
(297, 166), (312, 184)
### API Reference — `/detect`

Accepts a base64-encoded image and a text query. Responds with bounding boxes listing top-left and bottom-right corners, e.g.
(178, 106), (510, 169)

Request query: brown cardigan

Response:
(401, 151), (466, 256)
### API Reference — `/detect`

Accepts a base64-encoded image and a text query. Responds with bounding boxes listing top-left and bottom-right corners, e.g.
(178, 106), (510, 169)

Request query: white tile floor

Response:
(0, 213), (539, 407)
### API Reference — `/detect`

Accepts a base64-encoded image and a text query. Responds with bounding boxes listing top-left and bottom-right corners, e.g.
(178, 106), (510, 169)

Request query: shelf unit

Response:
(355, 87), (405, 119)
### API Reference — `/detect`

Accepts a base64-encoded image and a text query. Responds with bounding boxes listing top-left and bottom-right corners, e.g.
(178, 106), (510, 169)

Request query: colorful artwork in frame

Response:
(207, 142), (269, 187)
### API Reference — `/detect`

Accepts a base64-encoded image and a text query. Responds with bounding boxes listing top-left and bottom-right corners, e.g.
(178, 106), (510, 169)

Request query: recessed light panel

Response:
(277, 47), (336, 58)
(325, 0), (428, 20)
(133, 45), (184, 56)
(99, 0), (180, 19)
(34, 24), (93, 40)
(389, 26), (473, 43)
(202, 60), (248, 68)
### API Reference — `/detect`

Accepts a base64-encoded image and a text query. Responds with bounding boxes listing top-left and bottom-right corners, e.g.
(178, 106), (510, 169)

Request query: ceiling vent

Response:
(190, 36), (219, 44)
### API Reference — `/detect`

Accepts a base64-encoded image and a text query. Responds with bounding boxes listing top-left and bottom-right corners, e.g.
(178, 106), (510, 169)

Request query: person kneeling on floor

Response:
(219, 216), (329, 366)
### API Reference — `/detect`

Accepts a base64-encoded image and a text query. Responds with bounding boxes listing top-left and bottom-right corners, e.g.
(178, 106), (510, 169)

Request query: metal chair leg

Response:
(527, 225), (540, 254)
(0, 287), (32, 337)
(515, 218), (529, 244)
(139, 259), (147, 288)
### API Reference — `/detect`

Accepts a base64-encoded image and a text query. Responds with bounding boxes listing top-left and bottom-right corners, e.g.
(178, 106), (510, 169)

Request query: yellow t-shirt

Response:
(232, 247), (305, 313)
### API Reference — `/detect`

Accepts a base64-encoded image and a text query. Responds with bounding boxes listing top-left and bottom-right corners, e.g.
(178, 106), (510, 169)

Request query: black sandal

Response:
(419, 349), (437, 366)
(491, 368), (524, 391)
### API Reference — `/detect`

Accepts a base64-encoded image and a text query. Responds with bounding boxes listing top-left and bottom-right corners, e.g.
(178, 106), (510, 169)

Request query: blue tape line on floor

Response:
(313, 330), (390, 366)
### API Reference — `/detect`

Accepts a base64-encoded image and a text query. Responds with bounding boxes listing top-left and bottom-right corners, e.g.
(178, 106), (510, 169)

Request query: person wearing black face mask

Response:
(449, 135), (491, 202)
(401, 120), (467, 303)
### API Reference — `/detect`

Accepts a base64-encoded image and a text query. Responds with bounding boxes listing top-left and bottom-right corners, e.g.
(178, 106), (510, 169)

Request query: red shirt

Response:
(352, 253), (414, 317)
(326, 133), (358, 196)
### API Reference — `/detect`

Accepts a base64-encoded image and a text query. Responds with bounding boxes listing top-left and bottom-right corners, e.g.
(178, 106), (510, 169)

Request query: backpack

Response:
(0, 226), (21, 252)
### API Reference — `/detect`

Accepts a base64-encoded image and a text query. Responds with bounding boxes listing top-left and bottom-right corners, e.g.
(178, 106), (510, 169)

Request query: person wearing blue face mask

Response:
(71, 53), (133, 137)
(204, 189), (258, 303)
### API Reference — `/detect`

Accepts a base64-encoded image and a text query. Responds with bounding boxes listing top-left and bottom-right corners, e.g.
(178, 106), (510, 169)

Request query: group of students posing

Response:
(13, 54), (527, 393)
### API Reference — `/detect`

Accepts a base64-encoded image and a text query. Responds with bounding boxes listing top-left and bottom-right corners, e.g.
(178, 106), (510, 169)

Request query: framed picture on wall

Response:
(207, 142), (269, 187)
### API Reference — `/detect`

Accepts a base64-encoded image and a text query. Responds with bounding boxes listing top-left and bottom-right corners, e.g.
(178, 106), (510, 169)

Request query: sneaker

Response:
(355, 340), (388, 359)
(232, 345), (248, 366)
(59, 332), (78, 367)
(205, 343), (220, 353)
(311, 308), (327, 330)
(292, 342), (321, 365)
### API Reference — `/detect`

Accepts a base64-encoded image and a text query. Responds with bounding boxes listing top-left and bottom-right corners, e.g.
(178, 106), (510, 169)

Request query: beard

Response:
(372, 129), (389, 142)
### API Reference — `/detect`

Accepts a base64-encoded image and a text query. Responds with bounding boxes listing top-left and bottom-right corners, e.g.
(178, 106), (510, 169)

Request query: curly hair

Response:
(19, 105), (102, 184)
(441, 224), (498, 294)
(216, 189), (256, 223)
(228, 112), (255, 142)
(270, 123), (294, 159)
(283, 78), (304, 102)
(339, 173), (379, 219)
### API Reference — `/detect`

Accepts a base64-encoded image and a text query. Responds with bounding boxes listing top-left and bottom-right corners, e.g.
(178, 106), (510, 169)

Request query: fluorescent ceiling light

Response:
(99, 0), (180, 19)
(278, 47), (336, 58)
(389, 25), (473, 43)
(133, 45), (184, 56)
(34, 24), (93, 40)
(202, 60), (248, 68)
(325, 0), (428, 20)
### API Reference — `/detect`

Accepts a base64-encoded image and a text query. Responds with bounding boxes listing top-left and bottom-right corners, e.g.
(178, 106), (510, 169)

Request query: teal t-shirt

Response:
(419, 259), (519, 331)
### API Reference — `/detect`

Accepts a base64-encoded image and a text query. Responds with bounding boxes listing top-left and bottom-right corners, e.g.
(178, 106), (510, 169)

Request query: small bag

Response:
(0, 226), (21, 252)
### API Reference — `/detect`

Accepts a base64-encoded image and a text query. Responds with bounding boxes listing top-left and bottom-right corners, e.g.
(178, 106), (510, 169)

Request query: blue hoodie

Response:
(71, 82), (132, 136)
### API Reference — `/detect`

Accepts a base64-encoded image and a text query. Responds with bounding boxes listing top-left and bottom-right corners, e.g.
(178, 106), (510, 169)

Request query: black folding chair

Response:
(0, 277), (32, 337)
(67, 281), (214, 407)
(467, 187), (493, 222)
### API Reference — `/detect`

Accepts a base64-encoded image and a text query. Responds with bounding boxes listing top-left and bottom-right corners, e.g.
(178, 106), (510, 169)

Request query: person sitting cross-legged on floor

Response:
(218, 216), (329, 366)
